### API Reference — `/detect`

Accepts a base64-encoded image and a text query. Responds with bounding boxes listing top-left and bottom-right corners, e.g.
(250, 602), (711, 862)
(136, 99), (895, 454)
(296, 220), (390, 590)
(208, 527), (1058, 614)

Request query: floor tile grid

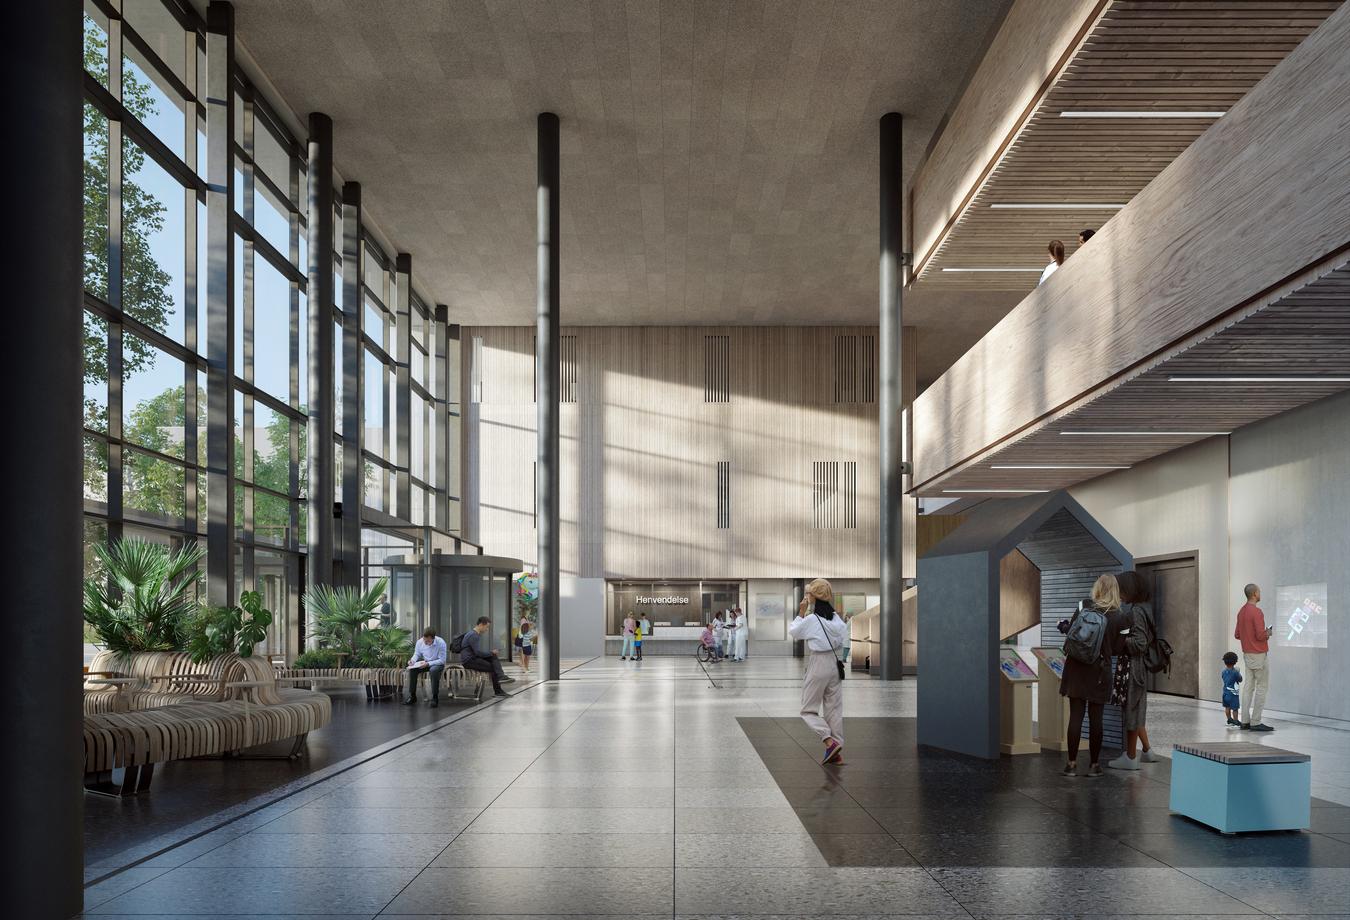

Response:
(364, 668), (636, 918)
(743, 692), (980, 920)
(81, 662), (604, 914)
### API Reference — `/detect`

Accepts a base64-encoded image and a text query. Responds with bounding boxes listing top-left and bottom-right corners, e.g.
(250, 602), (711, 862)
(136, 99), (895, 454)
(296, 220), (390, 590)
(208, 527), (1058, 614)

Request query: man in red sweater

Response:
(1234, 583), (1275, 732)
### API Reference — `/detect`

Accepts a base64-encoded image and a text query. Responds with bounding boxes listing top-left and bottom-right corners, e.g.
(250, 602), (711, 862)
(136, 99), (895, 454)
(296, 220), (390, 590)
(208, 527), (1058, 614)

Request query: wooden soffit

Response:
(908, 0), (1342, 291)
(912, 1), (1350, 495)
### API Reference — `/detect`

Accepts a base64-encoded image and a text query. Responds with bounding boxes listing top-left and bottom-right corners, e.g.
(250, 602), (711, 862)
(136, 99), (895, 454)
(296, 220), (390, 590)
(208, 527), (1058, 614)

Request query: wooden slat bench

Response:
(273, 666), (406, 699)
(82, 653), (331, 796)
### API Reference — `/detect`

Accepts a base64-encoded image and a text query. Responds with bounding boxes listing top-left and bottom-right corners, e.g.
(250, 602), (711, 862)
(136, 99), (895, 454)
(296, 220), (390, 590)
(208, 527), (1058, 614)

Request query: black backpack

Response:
(449, 632), (466, 654)
(1064, 603), (1107, 665)
(1138, 606), (1173, 675)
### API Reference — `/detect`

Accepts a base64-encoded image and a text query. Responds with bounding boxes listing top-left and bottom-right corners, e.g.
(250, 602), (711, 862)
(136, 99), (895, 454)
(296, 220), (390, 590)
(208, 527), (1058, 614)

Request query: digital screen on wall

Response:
(1276, 583), (1328, 648)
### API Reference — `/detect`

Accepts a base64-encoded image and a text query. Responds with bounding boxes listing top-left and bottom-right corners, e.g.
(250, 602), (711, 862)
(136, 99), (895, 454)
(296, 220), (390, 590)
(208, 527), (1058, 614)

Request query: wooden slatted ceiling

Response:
(920, 261), (1350, 495)
(913, 0), (1341, 289)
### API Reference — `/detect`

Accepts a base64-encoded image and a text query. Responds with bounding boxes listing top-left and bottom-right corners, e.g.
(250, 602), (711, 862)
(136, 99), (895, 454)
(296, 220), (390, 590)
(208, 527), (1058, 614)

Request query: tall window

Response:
(80, 0), (458, 661)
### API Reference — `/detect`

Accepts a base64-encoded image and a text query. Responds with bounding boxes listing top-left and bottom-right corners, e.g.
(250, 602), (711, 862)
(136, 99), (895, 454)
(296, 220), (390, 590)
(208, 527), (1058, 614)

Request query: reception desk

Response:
(604, 625), (706, 656)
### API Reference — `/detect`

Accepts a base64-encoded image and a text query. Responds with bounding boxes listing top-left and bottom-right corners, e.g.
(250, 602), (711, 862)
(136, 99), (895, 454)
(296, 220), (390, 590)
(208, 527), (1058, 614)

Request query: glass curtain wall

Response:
(80, 0), (458, 662)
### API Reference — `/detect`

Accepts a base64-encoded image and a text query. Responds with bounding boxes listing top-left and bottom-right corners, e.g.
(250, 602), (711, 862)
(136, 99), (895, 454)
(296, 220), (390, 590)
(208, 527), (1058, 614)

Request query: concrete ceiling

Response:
(227, 0), (1016, 369)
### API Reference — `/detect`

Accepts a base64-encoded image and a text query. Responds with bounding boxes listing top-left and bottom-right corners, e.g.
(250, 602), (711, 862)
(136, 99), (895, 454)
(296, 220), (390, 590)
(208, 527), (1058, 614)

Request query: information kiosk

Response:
(998, 647), (1039, 755)
(1032, 646), (1070, 752)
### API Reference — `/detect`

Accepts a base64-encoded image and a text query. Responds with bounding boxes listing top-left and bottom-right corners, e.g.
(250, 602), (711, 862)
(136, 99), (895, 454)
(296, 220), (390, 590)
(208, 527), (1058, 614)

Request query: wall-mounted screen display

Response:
(1276, 583), (1328, 648)
(999, 646), (1037, 682)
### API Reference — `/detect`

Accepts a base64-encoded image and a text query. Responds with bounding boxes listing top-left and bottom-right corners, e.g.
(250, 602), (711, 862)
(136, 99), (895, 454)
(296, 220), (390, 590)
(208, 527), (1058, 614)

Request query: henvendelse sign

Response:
(635, 596), (690, 604)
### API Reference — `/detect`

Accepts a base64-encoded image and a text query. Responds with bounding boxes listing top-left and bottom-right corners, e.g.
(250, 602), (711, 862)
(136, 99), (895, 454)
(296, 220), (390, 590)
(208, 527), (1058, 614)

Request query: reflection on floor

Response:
(81, 656), (1350, 918)
(84, 662), (545, 871)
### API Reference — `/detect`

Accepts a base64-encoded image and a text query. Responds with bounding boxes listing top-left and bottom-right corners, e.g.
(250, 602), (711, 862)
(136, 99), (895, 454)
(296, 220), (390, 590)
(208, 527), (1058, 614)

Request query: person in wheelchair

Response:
(699, 621), (721, 662)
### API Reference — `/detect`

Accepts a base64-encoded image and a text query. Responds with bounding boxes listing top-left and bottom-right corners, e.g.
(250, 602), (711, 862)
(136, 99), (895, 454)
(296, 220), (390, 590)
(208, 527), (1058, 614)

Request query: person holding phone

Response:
(1234, 583), (1275, 732)
(788, 578), (849, 765)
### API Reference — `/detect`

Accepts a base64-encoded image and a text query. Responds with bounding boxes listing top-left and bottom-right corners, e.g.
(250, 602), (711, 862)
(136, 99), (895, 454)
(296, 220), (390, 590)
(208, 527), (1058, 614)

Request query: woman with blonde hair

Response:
(1057, 573), (1126, 777)
(788, 578), (850, 764)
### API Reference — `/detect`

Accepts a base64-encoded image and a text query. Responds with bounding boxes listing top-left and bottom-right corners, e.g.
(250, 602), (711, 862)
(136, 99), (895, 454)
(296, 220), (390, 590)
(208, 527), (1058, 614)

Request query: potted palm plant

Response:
(186, 591), (274, 663)
(83, 538), (206, 656)
(303, 577), (389, 664)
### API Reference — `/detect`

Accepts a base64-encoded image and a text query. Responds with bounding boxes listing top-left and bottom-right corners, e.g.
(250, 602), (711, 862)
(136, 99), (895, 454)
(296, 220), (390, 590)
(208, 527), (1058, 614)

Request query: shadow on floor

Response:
(739, 716), (1350, 870)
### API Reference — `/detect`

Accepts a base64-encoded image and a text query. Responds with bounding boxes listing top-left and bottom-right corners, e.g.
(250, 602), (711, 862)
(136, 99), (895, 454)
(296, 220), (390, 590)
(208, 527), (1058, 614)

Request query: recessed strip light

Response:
(940, 267), (1043, 273)
(1060, 110), (1225, 118)
(1059, 430), (1229, 437)
(989, 203), (1126, 210)
(1169, 375), (1350, 383)
(941, 489), (1049, 494)
(991, 464), (1131, 470)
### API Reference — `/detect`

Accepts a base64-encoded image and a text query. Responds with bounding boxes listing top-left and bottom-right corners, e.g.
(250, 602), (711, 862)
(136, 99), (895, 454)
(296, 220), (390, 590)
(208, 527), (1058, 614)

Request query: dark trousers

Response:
(1067, 697), (1105, 764)
(407, 664), (444, 702)
(463, 656), (503, 692)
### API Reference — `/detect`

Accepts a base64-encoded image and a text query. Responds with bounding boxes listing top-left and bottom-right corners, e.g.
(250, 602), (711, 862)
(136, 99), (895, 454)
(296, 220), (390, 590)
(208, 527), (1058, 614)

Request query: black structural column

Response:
(879, 112), (905, 680)
(394, 254), (413, 521)
(3, 4), (82, 915)
(306, 113), (336, 597)
(205, 2), (237, 605)
(339, 182), (364, 586)
(536, 112), (561, 681)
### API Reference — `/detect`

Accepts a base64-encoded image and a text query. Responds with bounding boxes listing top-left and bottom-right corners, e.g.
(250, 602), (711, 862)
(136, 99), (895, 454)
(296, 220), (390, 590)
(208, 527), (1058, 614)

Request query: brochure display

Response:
(998, 647), (1039, 755)
(1032, 647), (1070, 752)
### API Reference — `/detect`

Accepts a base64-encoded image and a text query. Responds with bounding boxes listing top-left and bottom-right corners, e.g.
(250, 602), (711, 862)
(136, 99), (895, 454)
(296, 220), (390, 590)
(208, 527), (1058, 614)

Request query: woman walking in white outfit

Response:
(788, 578), (849, 764)
(732, 607), (749, 661)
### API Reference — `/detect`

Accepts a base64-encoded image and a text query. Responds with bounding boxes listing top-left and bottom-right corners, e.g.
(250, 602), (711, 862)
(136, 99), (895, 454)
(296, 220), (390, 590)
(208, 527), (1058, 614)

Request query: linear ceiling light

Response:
(940, 267), (1042, 273)
(1168, 375), (1350, 383)
(989, 203), (1125, 210)
(941, 489), (1049, 494)
(1059, 430), (1229, 436)
(1060, 110), (1225, 118)
(991, 464), (1131, 470)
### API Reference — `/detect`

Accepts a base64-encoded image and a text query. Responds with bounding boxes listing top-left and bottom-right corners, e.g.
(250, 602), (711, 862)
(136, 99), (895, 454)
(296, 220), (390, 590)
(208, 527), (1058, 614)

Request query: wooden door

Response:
(1140, 557), (1199, 698)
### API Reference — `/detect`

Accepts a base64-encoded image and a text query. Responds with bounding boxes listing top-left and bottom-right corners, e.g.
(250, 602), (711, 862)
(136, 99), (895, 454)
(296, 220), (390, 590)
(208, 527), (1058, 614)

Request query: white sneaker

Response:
(1107, 752), (1141, 771)
(1140, 749), (1159, 763)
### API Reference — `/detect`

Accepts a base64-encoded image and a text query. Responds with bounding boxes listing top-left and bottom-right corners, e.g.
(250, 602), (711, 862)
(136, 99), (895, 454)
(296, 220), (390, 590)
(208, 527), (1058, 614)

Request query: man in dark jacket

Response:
(462, 617), (509, 698)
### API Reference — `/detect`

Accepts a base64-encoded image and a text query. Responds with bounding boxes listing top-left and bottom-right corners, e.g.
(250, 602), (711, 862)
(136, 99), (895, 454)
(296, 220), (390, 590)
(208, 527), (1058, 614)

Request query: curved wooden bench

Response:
(82, 653), (331, 796)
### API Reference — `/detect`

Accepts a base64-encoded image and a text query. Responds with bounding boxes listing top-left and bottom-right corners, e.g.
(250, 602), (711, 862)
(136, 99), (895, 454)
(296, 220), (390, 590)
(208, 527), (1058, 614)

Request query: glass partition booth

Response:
(384, 554), (524, 661)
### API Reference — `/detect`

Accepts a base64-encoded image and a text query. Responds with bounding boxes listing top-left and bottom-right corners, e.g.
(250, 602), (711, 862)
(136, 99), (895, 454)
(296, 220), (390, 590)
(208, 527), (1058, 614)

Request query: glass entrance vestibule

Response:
(384, 553), (524, 661)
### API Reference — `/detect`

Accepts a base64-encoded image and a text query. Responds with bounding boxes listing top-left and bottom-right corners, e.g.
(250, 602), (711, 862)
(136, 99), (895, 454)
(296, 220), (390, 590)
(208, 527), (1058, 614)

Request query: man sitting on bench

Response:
(404, 626), (447, 707)
(462, 616), (510, 698)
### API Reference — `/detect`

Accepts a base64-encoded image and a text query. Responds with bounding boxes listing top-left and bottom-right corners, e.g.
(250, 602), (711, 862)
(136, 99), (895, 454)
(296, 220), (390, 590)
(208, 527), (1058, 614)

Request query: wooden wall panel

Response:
(913, 1), (1350, 487)
(910, 0), (1104, 272)
(998, 548), (1041, 642)
(465, 326), (882, 580)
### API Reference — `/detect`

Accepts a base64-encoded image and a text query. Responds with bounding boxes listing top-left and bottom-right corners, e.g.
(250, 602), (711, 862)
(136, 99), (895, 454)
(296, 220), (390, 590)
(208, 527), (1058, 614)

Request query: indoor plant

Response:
(304, 577), (389, 661)
(186, 590), (274, 663)
(83, 537), (206, 653)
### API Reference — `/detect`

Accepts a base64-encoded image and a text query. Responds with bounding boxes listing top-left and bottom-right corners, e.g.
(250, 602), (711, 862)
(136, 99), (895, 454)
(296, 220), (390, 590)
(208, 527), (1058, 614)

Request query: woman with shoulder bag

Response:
(788, 578), (849, 765)
(1108, 571), (1158, 770)
(1058, 574), (1126, 777)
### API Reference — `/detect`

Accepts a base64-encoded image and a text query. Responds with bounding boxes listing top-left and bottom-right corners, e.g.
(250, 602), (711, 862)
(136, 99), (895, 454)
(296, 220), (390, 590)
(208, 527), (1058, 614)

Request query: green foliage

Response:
(357, 626), (414, 669)
(83, 538), (205, 653)
(292, 648), (341, 669)
(187, 591), (275, 663)
(304, 577), (389, 659)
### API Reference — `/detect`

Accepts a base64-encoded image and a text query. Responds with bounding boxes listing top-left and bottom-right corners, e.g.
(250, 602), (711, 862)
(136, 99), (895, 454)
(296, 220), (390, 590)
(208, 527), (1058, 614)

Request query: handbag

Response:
(814, 612), (847, 681)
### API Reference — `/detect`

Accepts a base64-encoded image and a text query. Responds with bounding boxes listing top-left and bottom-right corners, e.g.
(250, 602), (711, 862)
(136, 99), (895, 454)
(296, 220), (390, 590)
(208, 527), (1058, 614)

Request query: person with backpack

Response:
(1108, 570), (1161, 770)
(1058, 574), (1126, 777)
(459, 617), (510, 698)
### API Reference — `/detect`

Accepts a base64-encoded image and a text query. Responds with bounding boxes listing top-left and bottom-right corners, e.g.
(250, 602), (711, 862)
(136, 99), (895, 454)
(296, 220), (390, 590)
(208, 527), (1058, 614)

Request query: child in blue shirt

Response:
(1221, 651), (1243, 728)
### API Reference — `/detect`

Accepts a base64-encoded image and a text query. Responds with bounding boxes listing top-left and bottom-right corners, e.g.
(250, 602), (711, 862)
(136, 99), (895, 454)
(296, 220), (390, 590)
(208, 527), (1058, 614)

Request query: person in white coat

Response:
(1038, 239), (1065, 285)
(732, 607), (749, 661)
(788, 578), (849, 764)
(711, 612), (725, 661)
(720, 610), (734, 659)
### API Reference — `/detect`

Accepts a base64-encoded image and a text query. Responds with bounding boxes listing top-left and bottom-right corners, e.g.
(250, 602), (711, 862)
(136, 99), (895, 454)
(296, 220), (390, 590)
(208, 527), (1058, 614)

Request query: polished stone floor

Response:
(81, 656), (1350, 918)
(85, 663), (546, 870)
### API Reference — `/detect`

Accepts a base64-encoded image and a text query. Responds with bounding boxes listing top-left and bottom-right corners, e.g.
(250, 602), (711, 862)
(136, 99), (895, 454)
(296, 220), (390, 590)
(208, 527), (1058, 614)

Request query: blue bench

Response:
(1169, 741), (1311, 833)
